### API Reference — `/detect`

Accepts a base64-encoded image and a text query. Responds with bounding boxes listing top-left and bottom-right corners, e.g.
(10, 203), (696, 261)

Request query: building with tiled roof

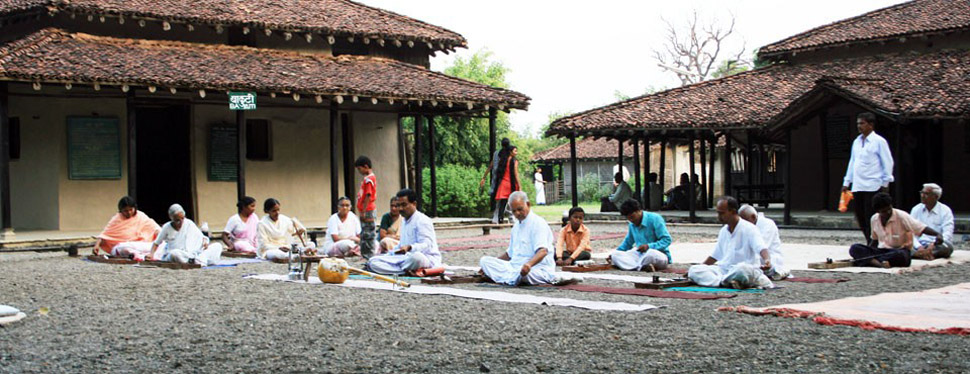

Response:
(0, 0), (529, 231)
(547, 0), (970, 218)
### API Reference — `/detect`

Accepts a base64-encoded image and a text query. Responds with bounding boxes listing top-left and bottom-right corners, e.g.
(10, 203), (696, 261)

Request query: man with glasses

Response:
(910, 183), (954, 260)
(366, 189), (441, 275)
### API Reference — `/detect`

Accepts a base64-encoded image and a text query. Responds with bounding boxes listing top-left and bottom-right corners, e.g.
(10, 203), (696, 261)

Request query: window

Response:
(8, 117), (19, 160)
(246, 119), (272, 161)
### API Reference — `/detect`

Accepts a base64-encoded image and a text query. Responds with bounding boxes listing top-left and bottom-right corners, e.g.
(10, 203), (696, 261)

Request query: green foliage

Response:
(711, 59), (750, 79)
(578, 172), (602, 203)
(420, 165), (492, 217)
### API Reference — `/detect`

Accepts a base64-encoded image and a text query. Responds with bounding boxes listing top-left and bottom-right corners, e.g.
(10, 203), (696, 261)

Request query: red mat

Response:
(553, 284), (735, 300)
(783, 277), (850, 284)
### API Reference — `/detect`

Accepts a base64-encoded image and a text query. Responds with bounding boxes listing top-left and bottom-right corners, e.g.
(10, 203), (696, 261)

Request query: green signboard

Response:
(208, 124), (238, 181)
(67, 117), (121, 180)
(229, 92), (257, 110)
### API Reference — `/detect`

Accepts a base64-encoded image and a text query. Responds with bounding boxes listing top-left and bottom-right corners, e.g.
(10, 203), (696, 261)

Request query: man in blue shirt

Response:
(610, 199), (673, 271)
(842, 112), (895, 241)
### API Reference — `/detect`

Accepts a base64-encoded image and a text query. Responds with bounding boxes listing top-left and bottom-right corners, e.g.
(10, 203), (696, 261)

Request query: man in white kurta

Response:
(739, 205), (789, 280)
(479, 192), (578, 286)
(367, 189), (441, 275)
(148, 204), (222, 266)
(910, 183), (955, 260)
(688, 197), (773, 289)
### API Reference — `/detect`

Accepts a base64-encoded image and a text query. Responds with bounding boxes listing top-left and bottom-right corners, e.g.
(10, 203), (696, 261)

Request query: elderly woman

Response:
(148, 204), (223, 266)
(222, 196), (259, 253)
(257, 198), (313, 261)
(322, 197), (361, 257)
(378, 196), (403, 254)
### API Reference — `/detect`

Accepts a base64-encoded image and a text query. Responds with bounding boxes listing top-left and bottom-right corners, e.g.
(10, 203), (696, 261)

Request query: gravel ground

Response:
(1, 222), (969, 373)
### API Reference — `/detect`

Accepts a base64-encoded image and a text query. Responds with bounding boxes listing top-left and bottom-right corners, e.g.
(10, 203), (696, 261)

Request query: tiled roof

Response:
(759, 0), (970, 58)
(0, 29), (529, 109)
(0, 0), (466, 50)
(547, 49), (970, 136)
(532, 138), (640, 162)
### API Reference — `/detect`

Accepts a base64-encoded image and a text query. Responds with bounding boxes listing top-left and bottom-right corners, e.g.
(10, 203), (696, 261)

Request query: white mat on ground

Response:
(730, 282), (970, 334)
(442, 265), (670, 284)
(668, 242), (970, 274)
(245, 273), (657, 312)
(0, 305), (26, 326)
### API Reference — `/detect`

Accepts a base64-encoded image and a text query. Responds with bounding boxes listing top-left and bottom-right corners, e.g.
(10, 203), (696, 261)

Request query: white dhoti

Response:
(687, 263), (773, 289)
(162, 243), (223, 266)
(323, 239), (359, 257)
(479, 256), (556, 286)
(367, 252), (432, 275)
(111, 241), (155, 260)
(610, 249), (668, 271)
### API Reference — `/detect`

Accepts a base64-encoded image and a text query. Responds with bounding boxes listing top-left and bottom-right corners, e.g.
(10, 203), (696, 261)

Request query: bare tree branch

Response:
(653, 11), (746, 86)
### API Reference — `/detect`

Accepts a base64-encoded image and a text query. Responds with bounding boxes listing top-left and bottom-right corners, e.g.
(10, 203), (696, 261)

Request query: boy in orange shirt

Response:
(355, 156), (378, 259)
(555, 207), (593, 266)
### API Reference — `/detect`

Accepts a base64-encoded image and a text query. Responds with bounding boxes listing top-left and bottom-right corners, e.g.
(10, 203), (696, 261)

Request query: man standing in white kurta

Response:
(148, 204), (222, 266)
(739, 204), (790, 280)
(367, 189), (441, 275)
(688, 196), (773, 289)
(479, 191), (580, 286)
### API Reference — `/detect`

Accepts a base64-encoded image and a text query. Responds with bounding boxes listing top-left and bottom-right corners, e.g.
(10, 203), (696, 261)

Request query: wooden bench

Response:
(733, 184), (785, 208)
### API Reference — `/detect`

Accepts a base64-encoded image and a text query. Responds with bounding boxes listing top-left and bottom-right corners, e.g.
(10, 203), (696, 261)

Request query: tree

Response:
(653, 11), (745, 85)
(408, 49), (513, 168)
(711, 59), (749, 79)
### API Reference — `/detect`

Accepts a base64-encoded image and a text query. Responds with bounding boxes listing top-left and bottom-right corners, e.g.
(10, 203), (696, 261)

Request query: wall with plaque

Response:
(66, 117), (121, 180)
(208, 124), (237, 181)
(825, 114), (852, 159)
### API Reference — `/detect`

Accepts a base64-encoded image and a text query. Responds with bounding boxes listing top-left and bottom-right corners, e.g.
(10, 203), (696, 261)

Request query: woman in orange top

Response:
(491, 145), (520, 223)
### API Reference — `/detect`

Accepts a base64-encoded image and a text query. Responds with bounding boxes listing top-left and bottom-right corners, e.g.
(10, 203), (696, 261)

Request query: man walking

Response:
(842, 112), (894, 241)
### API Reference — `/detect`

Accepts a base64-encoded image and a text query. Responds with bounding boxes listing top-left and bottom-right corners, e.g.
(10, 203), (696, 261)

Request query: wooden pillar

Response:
(643, 134), (652, 209)
(893, 120), (902, 200)
(699, 133), (708, 208)
(707, 134), (715, 208)
(236, 109), (247, 201)
(427, 114), (437, 217)
(0, 83), (11, 235)
(329, 102), (339, 213)
(397, 115), (407, 189)
(569, 134), (578, 207)
(688, 131), (697, 223)
(632, 136), (641, 204)
(784, 127), (793, 225)
(616, 137), (624, 179)
(724, 133), (733, 198)
(818, 112), (830, 210)
(341, 112), (355, 202)
(746, 130), (754, 189)
(414, 115), (424, 211)
(659, 137), (667, 191)
(488, 108), (497, 164)
(126, 90), (137, 200)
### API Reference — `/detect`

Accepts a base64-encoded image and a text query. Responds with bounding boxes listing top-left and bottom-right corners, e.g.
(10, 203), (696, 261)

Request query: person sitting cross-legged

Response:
(367, 189), (441, 275)
(688, 196), (773, 289)
(378, 196), (404, 254)
(849, 192), (944, 268)
(92, 196), (160, 260)
(555, 207), (593, 266)
(321, 197), (361, 257)
(148, 204), (223, 266)
(256, 198), (314, 261)
(910, 183), (954, 261)
(739, 204), (790, 280)
(480, 191), (580, 286)
(609, 199), (672, 271)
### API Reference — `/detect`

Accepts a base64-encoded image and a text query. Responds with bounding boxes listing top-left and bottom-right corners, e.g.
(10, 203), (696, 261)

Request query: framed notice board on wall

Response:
(208, 124), (238, 181)
(67, 117), (122, 180)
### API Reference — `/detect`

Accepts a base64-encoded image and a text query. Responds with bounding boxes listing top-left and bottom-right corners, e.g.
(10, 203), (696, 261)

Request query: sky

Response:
(358, 0), (906, 137)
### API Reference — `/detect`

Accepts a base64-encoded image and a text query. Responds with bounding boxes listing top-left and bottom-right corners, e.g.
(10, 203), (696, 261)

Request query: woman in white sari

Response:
(322, 197), (361, 257)
(257, 198), (314, 260)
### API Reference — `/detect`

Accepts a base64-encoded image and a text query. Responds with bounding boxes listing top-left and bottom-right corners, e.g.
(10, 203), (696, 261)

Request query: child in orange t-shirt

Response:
(355, 156), (377, 259)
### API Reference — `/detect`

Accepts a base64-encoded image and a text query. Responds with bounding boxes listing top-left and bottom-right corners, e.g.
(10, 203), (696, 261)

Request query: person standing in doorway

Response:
(842, 112), (895, 241)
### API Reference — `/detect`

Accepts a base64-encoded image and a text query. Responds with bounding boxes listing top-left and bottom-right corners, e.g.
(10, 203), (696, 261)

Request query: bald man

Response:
(688, 196), (773, 289)
(739, 204), (789, 280)
(148, 204), (222, 266)
(479, 191), (580, 286)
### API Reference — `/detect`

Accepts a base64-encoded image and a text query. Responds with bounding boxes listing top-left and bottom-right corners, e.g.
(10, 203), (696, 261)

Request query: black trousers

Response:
(852, 191), (877, 242)
(849, 244), (911, 268)
(555, 250), (592, 262)
(600, 197), (619, 212)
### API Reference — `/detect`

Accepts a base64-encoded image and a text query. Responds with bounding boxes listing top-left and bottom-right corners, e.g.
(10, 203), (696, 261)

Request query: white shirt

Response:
(257, 214), (304, 257)
(910, 202), (954, 245)
(394, 210), (441, 267)
(507, 211), (555, 272)
(710, 219), (767, 272)
(843, 132), (894, 192)
(154, 218), (207, 256)
(754, 213), (784, 270)
(324, 212), (361, 245)
(534, 172), (544, 187)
